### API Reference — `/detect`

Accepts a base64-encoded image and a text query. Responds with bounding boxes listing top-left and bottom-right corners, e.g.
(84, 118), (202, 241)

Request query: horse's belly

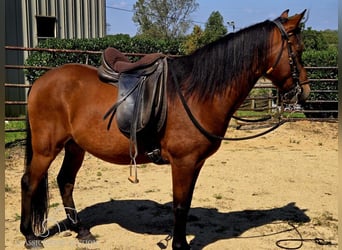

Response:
(74, 130), (151, 165)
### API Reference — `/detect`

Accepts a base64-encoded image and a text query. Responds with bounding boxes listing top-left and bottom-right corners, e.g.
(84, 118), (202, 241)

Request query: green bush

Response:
(24, 35), (184, 83)
(302, 28), (329, 51)
(302, 47), (338, 67)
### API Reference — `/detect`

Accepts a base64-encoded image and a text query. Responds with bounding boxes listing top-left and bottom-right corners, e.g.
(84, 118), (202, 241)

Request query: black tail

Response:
(24, 115), (49, 235)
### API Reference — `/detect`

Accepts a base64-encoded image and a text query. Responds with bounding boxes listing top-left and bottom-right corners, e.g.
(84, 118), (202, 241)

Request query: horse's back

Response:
(30, 63), (98, 98)
(32, 63), (98, 89)
(30, 63), (115, 106)
(28, 63), (105, 126)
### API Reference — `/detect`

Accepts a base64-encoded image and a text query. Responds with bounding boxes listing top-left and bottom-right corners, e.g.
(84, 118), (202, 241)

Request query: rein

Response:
(170, 67), (287, 141)
(231, 115), (272, 123)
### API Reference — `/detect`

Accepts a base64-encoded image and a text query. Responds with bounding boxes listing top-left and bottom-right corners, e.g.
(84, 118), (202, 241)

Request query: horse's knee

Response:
(21, 173), (30, 192)
(57, 174), (74, 198)
(57, 170), (74, 193)
(56, 172), (65, 190)
(21, 173), (37, 195)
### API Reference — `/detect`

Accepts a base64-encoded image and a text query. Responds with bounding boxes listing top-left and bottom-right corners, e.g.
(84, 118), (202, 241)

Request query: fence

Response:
(4, 46), (338, 133)
(238, 66), (338, 118)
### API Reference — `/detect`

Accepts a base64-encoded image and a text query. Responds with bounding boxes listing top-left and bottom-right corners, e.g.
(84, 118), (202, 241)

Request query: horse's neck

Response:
(223, 75), (261, 115)
(208, 67), (265, 136)
(230, 43), (271, 104)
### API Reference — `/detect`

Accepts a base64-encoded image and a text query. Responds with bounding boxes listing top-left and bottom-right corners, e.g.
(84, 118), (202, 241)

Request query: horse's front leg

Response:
(171, 161), (203, 250)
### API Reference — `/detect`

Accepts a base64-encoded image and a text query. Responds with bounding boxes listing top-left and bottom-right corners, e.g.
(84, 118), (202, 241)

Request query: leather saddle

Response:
(98, 47), (164, 84)
(98, 47), (168, 164)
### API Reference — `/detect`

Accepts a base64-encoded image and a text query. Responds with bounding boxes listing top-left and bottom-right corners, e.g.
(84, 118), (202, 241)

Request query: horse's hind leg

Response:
(21, 140), (61, 248)
(57, 139), (95, 242)
(21, 157), (52, 248)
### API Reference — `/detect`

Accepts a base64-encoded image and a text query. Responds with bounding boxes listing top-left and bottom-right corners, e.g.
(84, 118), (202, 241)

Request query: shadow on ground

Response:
(46, 200), (310, 249)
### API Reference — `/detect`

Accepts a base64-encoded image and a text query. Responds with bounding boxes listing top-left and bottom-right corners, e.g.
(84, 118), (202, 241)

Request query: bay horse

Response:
(21, 10), (310, 249)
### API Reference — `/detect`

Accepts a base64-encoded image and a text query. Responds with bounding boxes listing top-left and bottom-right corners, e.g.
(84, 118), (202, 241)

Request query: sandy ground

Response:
(5, 121), (338, 250)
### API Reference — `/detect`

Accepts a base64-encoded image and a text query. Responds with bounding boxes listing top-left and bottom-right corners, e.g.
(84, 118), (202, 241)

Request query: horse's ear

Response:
(295, 9), (307, 22)
(284, 10), (306, 31)
(280, 9), (289, 18)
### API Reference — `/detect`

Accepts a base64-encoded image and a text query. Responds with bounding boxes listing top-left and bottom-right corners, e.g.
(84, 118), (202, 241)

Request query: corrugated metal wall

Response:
(21, 0), (106, 47)
(5, 0), (26, 116)
(5, 0), (106, 116)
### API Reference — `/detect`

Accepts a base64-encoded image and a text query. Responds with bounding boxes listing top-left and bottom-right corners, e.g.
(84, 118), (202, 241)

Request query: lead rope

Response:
(275, 222), (337, 249)
(237, 221), (337, 249)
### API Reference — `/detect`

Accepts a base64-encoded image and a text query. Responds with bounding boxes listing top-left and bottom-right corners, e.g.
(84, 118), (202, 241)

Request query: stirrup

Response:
(128, 159), (139, 183)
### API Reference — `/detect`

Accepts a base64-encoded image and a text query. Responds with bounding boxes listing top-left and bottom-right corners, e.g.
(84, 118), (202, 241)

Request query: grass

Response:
(282, 112), (306, 118)
(5, 120), (26, 145)
(312, 211), (338, 230)
(145, 188), (160, 193)
(236, 110), (306, 119)
(289, 138), (300, 144)
(5, 184), (13, 193)
(5, 110), (305, 146)
(213, 193), (223, 200)
(49, 202), (60, 208)
(138, 164), (148, 169)
(5, 110), (305, 148)
(14, 213), (21, 221)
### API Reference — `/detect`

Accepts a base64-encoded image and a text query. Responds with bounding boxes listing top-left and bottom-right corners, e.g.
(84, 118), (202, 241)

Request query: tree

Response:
(201, 11), (227, 44)
(182, 11), (227, 54)
(132, 0), (198, 39)
(182, 25), (203, 54)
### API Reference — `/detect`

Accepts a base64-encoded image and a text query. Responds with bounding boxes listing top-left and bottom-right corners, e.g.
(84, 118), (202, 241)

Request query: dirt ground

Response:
(5, 121), (338, 250)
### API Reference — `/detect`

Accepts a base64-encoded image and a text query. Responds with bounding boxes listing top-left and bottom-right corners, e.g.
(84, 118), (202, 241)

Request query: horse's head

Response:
(265, 10), (310, 104)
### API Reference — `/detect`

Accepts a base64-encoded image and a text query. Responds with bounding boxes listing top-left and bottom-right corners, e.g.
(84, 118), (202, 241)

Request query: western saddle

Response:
(98, 47), (168, 181)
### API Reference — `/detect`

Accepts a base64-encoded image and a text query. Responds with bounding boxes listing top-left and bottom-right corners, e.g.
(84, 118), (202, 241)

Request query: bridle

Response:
(265, 19), (309, 103)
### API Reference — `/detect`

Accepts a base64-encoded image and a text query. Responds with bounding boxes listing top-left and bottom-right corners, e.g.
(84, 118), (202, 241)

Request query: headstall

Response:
(266, 19), (309, 103)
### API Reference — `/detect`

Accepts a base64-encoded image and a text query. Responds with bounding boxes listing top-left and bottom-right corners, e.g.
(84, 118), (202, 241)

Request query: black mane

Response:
(169, 20), (275, 100)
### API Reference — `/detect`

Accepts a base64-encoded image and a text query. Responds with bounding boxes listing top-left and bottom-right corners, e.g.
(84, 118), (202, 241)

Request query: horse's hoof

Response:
(76, 229), (96, 244)
(172, 247), (191, 250)
(24, 240), (44, 249)
(172, 243), (191, 250)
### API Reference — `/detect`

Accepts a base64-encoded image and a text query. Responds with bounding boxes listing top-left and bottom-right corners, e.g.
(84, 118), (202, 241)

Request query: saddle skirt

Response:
(99, 48), (168, 160)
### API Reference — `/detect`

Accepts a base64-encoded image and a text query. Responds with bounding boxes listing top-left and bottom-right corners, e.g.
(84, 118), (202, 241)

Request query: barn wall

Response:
(5, 0), (106, 116)
(5, 0), (26, 116)
(20, 0), (106, 47)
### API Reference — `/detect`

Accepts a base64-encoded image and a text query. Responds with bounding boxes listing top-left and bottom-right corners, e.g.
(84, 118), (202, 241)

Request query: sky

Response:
(105, 0), (338, 36)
